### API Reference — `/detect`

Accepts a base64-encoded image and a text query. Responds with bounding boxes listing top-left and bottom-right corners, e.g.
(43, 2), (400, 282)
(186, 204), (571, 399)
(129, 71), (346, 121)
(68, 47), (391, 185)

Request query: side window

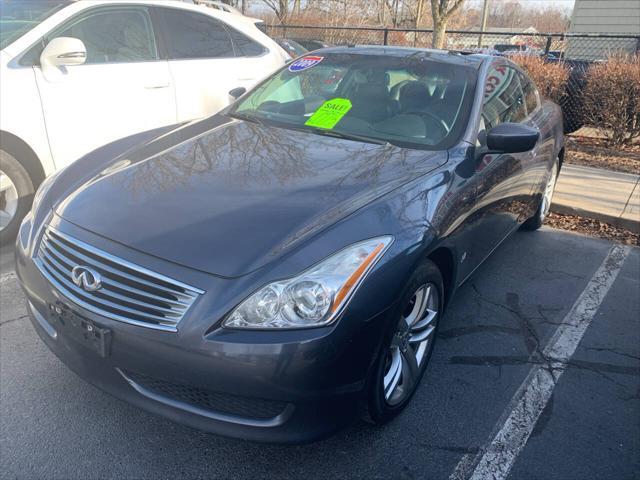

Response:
(482, 64), (527, 132)
(53, 8), (157, 64)
(158, 9), (234, 59)
(518, 71), (540, 114)
(226, 27), (266, 57)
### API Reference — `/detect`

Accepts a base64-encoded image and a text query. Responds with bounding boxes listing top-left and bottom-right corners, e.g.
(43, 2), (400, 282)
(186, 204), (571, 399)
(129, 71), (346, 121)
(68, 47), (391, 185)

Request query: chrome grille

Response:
(34, 227), (204, 332)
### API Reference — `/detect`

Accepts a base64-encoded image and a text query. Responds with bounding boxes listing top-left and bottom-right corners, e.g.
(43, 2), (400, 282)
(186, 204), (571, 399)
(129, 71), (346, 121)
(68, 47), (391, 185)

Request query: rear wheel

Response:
(367, 259), (443, 423)
(0, 150), (35, 244)
(521, 156), (559, 231)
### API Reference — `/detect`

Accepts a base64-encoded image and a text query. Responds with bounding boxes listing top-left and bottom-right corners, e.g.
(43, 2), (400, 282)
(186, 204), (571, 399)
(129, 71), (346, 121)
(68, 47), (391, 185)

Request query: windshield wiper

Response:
(227, 111), (264, 125)
(293, 126), (398, 146)
(227, 114), (401, 147)
(308, 128), (387, 145)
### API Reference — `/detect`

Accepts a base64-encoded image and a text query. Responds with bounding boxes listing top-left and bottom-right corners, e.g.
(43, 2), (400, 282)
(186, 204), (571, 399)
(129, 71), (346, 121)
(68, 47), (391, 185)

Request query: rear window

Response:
(227, 26), (266, 57)
(157, 8), (234, 59)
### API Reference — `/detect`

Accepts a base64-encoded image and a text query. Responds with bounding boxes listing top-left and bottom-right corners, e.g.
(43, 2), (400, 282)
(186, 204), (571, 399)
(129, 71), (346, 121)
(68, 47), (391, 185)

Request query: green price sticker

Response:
(305, 98), (352, 129)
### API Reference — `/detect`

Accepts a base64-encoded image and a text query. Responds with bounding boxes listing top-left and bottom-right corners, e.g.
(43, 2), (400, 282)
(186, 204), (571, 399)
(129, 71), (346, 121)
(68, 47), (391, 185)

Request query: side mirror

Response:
(486, 123), (539, 153)
(40, 37), (87, 68)
(229, 87), (247, 100)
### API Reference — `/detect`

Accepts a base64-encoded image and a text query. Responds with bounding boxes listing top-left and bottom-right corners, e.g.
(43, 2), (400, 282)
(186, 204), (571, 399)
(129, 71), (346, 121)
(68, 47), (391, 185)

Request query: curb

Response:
(551, 204), (640, 234)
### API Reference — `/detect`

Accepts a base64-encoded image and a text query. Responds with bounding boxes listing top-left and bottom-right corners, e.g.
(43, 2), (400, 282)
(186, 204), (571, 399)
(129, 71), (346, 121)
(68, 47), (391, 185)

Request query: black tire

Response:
(520, 203), (545, 232)
(366, 259), (444, 424)
(0, 150), (35, 245)
(521, 157), (560, 231)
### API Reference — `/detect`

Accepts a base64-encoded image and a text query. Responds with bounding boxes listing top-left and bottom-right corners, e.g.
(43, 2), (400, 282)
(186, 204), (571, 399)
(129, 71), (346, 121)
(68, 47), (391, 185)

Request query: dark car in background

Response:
(274, 37), (308, 59)
(290, 38), (334, 51)
(16, 47), (564, 443)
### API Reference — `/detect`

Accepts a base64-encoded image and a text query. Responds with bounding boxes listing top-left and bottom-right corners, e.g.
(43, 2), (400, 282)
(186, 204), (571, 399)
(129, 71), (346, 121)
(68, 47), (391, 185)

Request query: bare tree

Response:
(430, 0), (465, 48)
(415, 0), (426, 27)
(582, 54), (640, 147)
(261, 0), (289, 21)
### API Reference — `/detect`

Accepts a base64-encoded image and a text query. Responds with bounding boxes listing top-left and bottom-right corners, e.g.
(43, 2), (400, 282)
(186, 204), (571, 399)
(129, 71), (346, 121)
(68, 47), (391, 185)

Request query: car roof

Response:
(314, 45), (489, 68)
(66, 0), (229, 8)
(65, 0), (262, 23)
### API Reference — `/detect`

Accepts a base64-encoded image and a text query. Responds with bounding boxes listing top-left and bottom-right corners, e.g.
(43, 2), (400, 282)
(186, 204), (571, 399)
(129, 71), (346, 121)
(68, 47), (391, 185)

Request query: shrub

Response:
(511, 54), (570, 104)
(582, 54), (640, 147)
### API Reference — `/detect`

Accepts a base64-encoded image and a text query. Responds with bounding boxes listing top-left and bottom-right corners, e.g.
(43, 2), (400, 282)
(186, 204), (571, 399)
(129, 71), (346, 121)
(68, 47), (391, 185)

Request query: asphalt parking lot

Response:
(1, 227), (639, 480)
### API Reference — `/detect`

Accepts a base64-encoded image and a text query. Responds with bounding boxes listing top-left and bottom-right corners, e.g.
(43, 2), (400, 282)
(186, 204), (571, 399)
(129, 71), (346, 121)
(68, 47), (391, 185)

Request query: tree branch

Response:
(446, 0), (466, 17)
(430, 0), (441, 23)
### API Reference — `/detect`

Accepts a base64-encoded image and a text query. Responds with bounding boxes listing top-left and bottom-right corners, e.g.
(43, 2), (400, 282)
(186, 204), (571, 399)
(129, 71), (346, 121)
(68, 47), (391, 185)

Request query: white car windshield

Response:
(0, 0), (69, 49)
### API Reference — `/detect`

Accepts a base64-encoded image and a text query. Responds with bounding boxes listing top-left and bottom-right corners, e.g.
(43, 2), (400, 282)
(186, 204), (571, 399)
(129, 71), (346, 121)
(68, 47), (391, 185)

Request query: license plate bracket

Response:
(48, 302), (112, 358)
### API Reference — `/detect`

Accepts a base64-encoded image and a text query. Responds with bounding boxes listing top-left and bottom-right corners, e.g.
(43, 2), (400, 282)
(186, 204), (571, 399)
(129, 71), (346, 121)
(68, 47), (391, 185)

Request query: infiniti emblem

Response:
(71, 266), (102, 292)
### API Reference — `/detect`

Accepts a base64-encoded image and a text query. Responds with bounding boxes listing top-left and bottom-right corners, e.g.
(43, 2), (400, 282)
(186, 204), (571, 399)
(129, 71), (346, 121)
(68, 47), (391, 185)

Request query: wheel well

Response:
(427, 247), (455, 307)
(0, 131), (46, 187)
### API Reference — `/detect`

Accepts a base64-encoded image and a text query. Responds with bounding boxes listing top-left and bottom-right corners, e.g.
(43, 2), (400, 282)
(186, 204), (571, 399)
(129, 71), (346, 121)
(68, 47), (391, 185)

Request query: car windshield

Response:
(0, 0), (68, 49)
(287, 40), (308, 57)
(278, 39), (308, 58)
(229, 52), (477, 150)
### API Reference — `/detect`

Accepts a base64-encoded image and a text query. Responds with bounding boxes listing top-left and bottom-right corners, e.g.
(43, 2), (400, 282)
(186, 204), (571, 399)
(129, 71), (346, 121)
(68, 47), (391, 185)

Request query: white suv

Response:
(0, 0), (287, 241)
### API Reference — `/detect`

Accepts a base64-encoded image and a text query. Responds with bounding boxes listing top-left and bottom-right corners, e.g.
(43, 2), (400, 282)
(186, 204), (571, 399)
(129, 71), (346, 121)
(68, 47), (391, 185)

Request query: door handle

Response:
(144, 84), (170, 90)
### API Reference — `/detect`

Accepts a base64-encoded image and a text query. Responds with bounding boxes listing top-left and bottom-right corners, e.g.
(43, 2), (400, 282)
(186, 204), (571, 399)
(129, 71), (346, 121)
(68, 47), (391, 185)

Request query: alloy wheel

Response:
(383, 283), (439, 406)
(0, 170), (18, 232)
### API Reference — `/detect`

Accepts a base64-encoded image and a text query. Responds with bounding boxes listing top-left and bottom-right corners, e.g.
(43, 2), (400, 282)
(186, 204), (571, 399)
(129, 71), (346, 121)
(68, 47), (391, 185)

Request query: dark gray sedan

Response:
(16, 47), (564, 443)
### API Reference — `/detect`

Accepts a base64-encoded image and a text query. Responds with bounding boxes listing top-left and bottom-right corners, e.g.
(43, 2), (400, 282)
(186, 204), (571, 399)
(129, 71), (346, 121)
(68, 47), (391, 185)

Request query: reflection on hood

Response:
(57, 117), (446, 277)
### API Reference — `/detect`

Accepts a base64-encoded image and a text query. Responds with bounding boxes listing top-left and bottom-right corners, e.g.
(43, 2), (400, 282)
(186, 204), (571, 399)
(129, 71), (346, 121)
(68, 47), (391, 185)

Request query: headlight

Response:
(223, 236), (393, 329)
(31, 171), (60, 214)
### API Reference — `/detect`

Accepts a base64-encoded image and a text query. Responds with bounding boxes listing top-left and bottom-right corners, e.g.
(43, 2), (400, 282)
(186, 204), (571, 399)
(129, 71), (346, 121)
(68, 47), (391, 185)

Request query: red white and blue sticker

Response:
(288, 55), (324, 72)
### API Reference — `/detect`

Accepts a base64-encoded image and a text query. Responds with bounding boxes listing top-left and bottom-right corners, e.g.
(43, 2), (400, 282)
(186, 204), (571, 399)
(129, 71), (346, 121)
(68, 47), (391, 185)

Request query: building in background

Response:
(451, 26), (539, 50)
(565, 0), (640, 60)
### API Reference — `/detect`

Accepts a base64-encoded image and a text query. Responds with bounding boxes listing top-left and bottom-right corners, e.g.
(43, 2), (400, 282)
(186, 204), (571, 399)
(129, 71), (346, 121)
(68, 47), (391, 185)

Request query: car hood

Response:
(56, 118), (446, 277)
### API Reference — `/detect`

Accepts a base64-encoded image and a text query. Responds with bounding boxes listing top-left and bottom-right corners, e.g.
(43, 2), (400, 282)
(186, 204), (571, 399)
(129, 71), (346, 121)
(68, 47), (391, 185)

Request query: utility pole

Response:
(477, 0), (490, 48)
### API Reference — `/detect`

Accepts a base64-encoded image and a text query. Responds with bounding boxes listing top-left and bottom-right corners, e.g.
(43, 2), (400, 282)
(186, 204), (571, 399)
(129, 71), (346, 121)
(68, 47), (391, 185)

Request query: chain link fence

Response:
(267, 25), (639, 60)
(267, 25), (640, 133)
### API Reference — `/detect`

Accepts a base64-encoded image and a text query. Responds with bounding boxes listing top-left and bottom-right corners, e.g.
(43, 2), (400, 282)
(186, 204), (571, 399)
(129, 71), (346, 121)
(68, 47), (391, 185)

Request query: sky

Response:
(465, 0), (576, 12)
(248, 0), (577, 16)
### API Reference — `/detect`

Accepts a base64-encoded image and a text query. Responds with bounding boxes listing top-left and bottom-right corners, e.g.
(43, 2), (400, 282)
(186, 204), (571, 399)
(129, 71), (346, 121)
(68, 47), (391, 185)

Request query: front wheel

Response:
(0, 150), (35, 244)
(367, 259), (443, 423)
(521, 156), (559, 231)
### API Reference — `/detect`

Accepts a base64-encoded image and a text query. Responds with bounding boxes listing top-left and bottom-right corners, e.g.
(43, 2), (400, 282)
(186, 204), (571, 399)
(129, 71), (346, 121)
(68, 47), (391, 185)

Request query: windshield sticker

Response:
(288, 55), (324, 72)
(304, 98), (352, 129)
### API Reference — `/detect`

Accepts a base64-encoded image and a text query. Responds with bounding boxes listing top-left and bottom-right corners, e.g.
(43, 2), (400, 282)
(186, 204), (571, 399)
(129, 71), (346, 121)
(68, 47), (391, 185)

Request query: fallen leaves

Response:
(545, 212), (639, 246)
(566, 136), (640, 175)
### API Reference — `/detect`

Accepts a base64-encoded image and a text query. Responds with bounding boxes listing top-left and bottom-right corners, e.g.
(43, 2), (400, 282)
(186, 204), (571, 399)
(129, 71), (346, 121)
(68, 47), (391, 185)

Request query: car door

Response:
(155, 7), (274, 122)
(517, 70), (554, 220)
(457, 63), (531, 279)
(32, 5), (176, 167)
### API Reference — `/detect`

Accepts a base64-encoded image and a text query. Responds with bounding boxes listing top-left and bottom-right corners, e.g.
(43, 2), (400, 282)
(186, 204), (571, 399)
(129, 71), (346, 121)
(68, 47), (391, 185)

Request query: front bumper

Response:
(15, 218), (391, 443)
